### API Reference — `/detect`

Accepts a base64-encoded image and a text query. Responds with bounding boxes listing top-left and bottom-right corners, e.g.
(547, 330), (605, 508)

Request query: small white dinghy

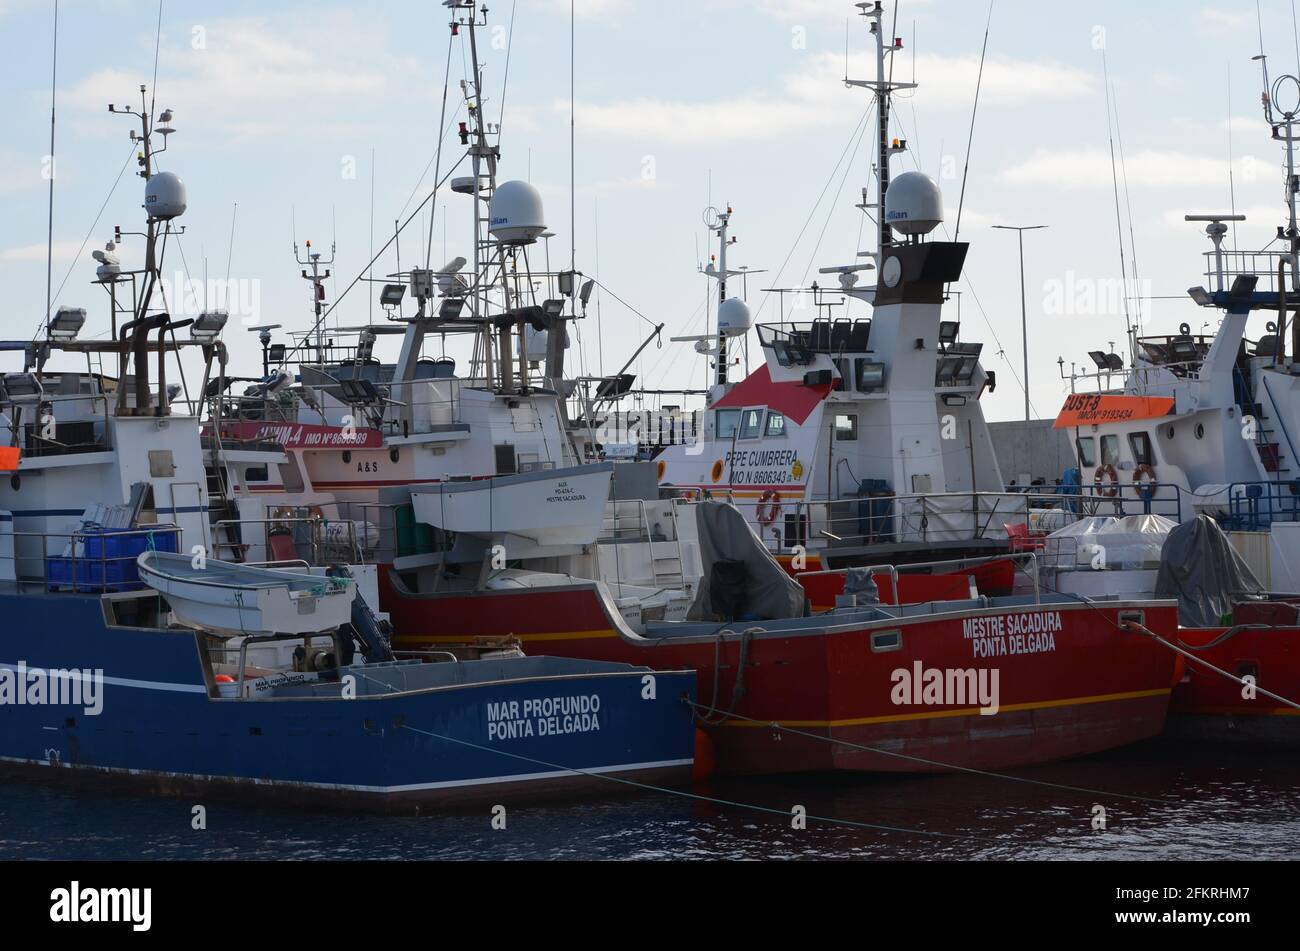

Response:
(411, 462), (613, 547)
(137, 550), (355, 636)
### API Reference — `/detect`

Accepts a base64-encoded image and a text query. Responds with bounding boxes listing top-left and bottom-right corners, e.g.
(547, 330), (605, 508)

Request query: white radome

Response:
(717, 297), (752, 337)
(144, 171), (187, 220)
(884, 171), (943, 236)
(488, 180), (546, 245)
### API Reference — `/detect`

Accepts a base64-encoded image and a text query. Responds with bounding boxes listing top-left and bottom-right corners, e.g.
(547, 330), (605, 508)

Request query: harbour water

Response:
(8, 744), (1298, 860)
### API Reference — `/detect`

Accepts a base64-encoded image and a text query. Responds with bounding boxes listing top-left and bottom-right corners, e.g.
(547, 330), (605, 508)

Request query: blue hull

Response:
(0, 592), (696, 809)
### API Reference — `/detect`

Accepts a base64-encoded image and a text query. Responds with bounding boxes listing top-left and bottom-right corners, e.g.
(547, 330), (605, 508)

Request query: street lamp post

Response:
(992, 224), (1048, 424)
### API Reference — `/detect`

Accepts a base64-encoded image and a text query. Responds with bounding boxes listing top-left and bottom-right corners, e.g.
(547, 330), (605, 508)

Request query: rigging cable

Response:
(952, 0), (993, 242)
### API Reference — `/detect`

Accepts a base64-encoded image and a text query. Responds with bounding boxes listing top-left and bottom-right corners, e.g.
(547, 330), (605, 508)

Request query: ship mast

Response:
(294, 237), (335, 364)
(846, 1), (914, 274)
(705, 206), (734, 386)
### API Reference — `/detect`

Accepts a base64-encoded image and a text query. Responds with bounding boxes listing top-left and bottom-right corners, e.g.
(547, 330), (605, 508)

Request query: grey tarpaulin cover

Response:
(1155, 515), (1263, 627)
(687, 501), (807, 621)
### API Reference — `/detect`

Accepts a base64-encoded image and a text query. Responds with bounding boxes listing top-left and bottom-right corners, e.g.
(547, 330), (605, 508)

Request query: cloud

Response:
(524, 0), (633, 20)
(0, 149), (46, 196)
(61, 12), (420, 142)
(567, 51), (1095, 145)
(1000, 148), (1240, 189)
(1199, 6), (1253, 29)
(0, 240), (86, 264)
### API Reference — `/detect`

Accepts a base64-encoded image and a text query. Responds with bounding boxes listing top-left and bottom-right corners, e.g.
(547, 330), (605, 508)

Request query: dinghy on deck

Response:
(137, 550), (355, 636)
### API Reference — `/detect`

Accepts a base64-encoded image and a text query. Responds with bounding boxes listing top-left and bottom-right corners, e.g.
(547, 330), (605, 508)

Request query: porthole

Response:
(342, 451), (352, 464)
(1165, 425), (1176, 440)
(390, 448), (400, 464)
(8, 474), (18, 491)
(1195, 423), (1205, 440)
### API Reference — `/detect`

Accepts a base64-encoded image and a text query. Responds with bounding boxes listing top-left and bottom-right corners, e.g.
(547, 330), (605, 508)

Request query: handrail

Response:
(1260, 374), (1300, 480)
(0, 523), (182, 593)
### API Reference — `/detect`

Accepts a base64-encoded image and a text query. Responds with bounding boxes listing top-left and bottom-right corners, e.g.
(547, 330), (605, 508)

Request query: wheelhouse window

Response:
(738, 408), (764, 440)
(1075, 437), (1096, 468)
(243, 465), (269, 483)
(765, 411), (787, 437)
(834, 414), (858, 441)
(1100, 434), (1120, 466)
(716, 409), (741, 439)
(1128, 431), (1155, 466)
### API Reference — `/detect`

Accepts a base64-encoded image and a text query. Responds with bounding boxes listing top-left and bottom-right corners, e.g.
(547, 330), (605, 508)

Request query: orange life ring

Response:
(756, 490), (782, 525)
(656, 460), (666, 480)
(1132, 463), (1158, 501)
(711, 459), (725, 483)
(1094, 464), (1119, 498)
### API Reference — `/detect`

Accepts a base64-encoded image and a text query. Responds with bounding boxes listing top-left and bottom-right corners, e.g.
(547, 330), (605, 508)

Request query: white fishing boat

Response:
(137, 550), (355, 636)
(410, 463), (613, 548)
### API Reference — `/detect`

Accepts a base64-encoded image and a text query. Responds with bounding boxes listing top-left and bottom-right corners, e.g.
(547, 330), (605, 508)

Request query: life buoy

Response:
(757, 490), (782, 525)
(656, 460), (666, 480)
(1132, 463), (1158, 501)
(711, 459), (725, 483)
(1094, 464), (1120, 498)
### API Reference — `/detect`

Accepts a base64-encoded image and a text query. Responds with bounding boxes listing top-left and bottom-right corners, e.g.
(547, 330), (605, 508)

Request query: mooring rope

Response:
(395, 722), (976, 840)
(1123, 621), (1300, 712)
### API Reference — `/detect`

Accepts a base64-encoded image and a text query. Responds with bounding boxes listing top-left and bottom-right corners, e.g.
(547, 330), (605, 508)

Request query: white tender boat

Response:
(411, 463), (613, 548)
(137, 550), (355, 636)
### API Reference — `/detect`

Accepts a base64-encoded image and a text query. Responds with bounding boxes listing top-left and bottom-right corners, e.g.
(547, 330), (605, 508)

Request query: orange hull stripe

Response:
(717, 687), (1173, 729)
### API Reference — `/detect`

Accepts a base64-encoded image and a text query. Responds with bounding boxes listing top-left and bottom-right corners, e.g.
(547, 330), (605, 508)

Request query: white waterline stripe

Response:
(0, 754), (694, 794)
(0, 662), (205, 695)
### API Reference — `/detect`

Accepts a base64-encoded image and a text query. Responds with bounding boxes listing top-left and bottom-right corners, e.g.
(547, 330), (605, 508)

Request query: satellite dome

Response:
(717, 297), (752, 337)
(144, 171), (187, 220)
(488, 181), (546, 245)
(884, 171), (943, 236)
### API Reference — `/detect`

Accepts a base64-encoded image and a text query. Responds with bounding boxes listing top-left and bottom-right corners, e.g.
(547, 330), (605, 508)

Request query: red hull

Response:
(1170, 617), (1300, 748)
(379, 568), (1178, 775)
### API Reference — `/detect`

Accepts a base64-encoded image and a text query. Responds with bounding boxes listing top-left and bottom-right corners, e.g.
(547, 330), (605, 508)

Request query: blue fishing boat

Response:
(0, 78), (696, 811)
(0, 588), (696, 809)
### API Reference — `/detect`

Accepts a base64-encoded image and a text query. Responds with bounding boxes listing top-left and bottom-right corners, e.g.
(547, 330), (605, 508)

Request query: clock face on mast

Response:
(882, 256), (903, 288)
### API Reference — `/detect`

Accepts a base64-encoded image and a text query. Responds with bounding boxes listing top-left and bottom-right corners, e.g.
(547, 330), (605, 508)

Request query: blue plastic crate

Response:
(47, 528), (179, 592)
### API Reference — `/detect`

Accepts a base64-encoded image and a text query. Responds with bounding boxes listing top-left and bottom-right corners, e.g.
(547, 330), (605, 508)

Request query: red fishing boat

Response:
(380, 561), (1180, 775)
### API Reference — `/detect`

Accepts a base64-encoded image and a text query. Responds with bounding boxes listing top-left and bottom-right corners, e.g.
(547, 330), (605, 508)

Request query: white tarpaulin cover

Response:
(1044, 514), (1176, 569)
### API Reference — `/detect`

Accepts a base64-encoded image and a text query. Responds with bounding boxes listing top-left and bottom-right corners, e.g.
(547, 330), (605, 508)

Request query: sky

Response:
(0, 0), (1296, 422)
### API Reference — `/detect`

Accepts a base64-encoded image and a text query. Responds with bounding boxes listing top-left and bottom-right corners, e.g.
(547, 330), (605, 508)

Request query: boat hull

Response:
(1168, 620), (1300, 748)
(0, 592), (696, 810)
(379, 569), (1179, 775)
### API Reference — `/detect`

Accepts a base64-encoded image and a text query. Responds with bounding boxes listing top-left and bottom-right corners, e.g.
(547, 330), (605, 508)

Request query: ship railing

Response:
(796, 551), (1045, 605)
(334, 500), (409, 566)
(673, 485), (1184, 552)
(1, 387), (115, 459)
(599, 497), (688, 591)
(683, 491), (1031, 551)
(211, 515), (365, 567)
(1009, 482), (1184, 522)
(1064, 361), (1203, 395)
(0, 524), (182, 593)
(1201, 248), (1290, 295)
(1222, 479), (1300, 531)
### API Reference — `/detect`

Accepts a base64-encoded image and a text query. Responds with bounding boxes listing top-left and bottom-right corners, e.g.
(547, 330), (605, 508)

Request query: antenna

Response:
(954, 0), (993, 242)
(43, 0), (59, 327)
(223, 202), (237, 312)
(1102, 50), (1135, 359)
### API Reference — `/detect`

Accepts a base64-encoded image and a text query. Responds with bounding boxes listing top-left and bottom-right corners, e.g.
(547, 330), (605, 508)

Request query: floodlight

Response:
(48, 307), (87, 341)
